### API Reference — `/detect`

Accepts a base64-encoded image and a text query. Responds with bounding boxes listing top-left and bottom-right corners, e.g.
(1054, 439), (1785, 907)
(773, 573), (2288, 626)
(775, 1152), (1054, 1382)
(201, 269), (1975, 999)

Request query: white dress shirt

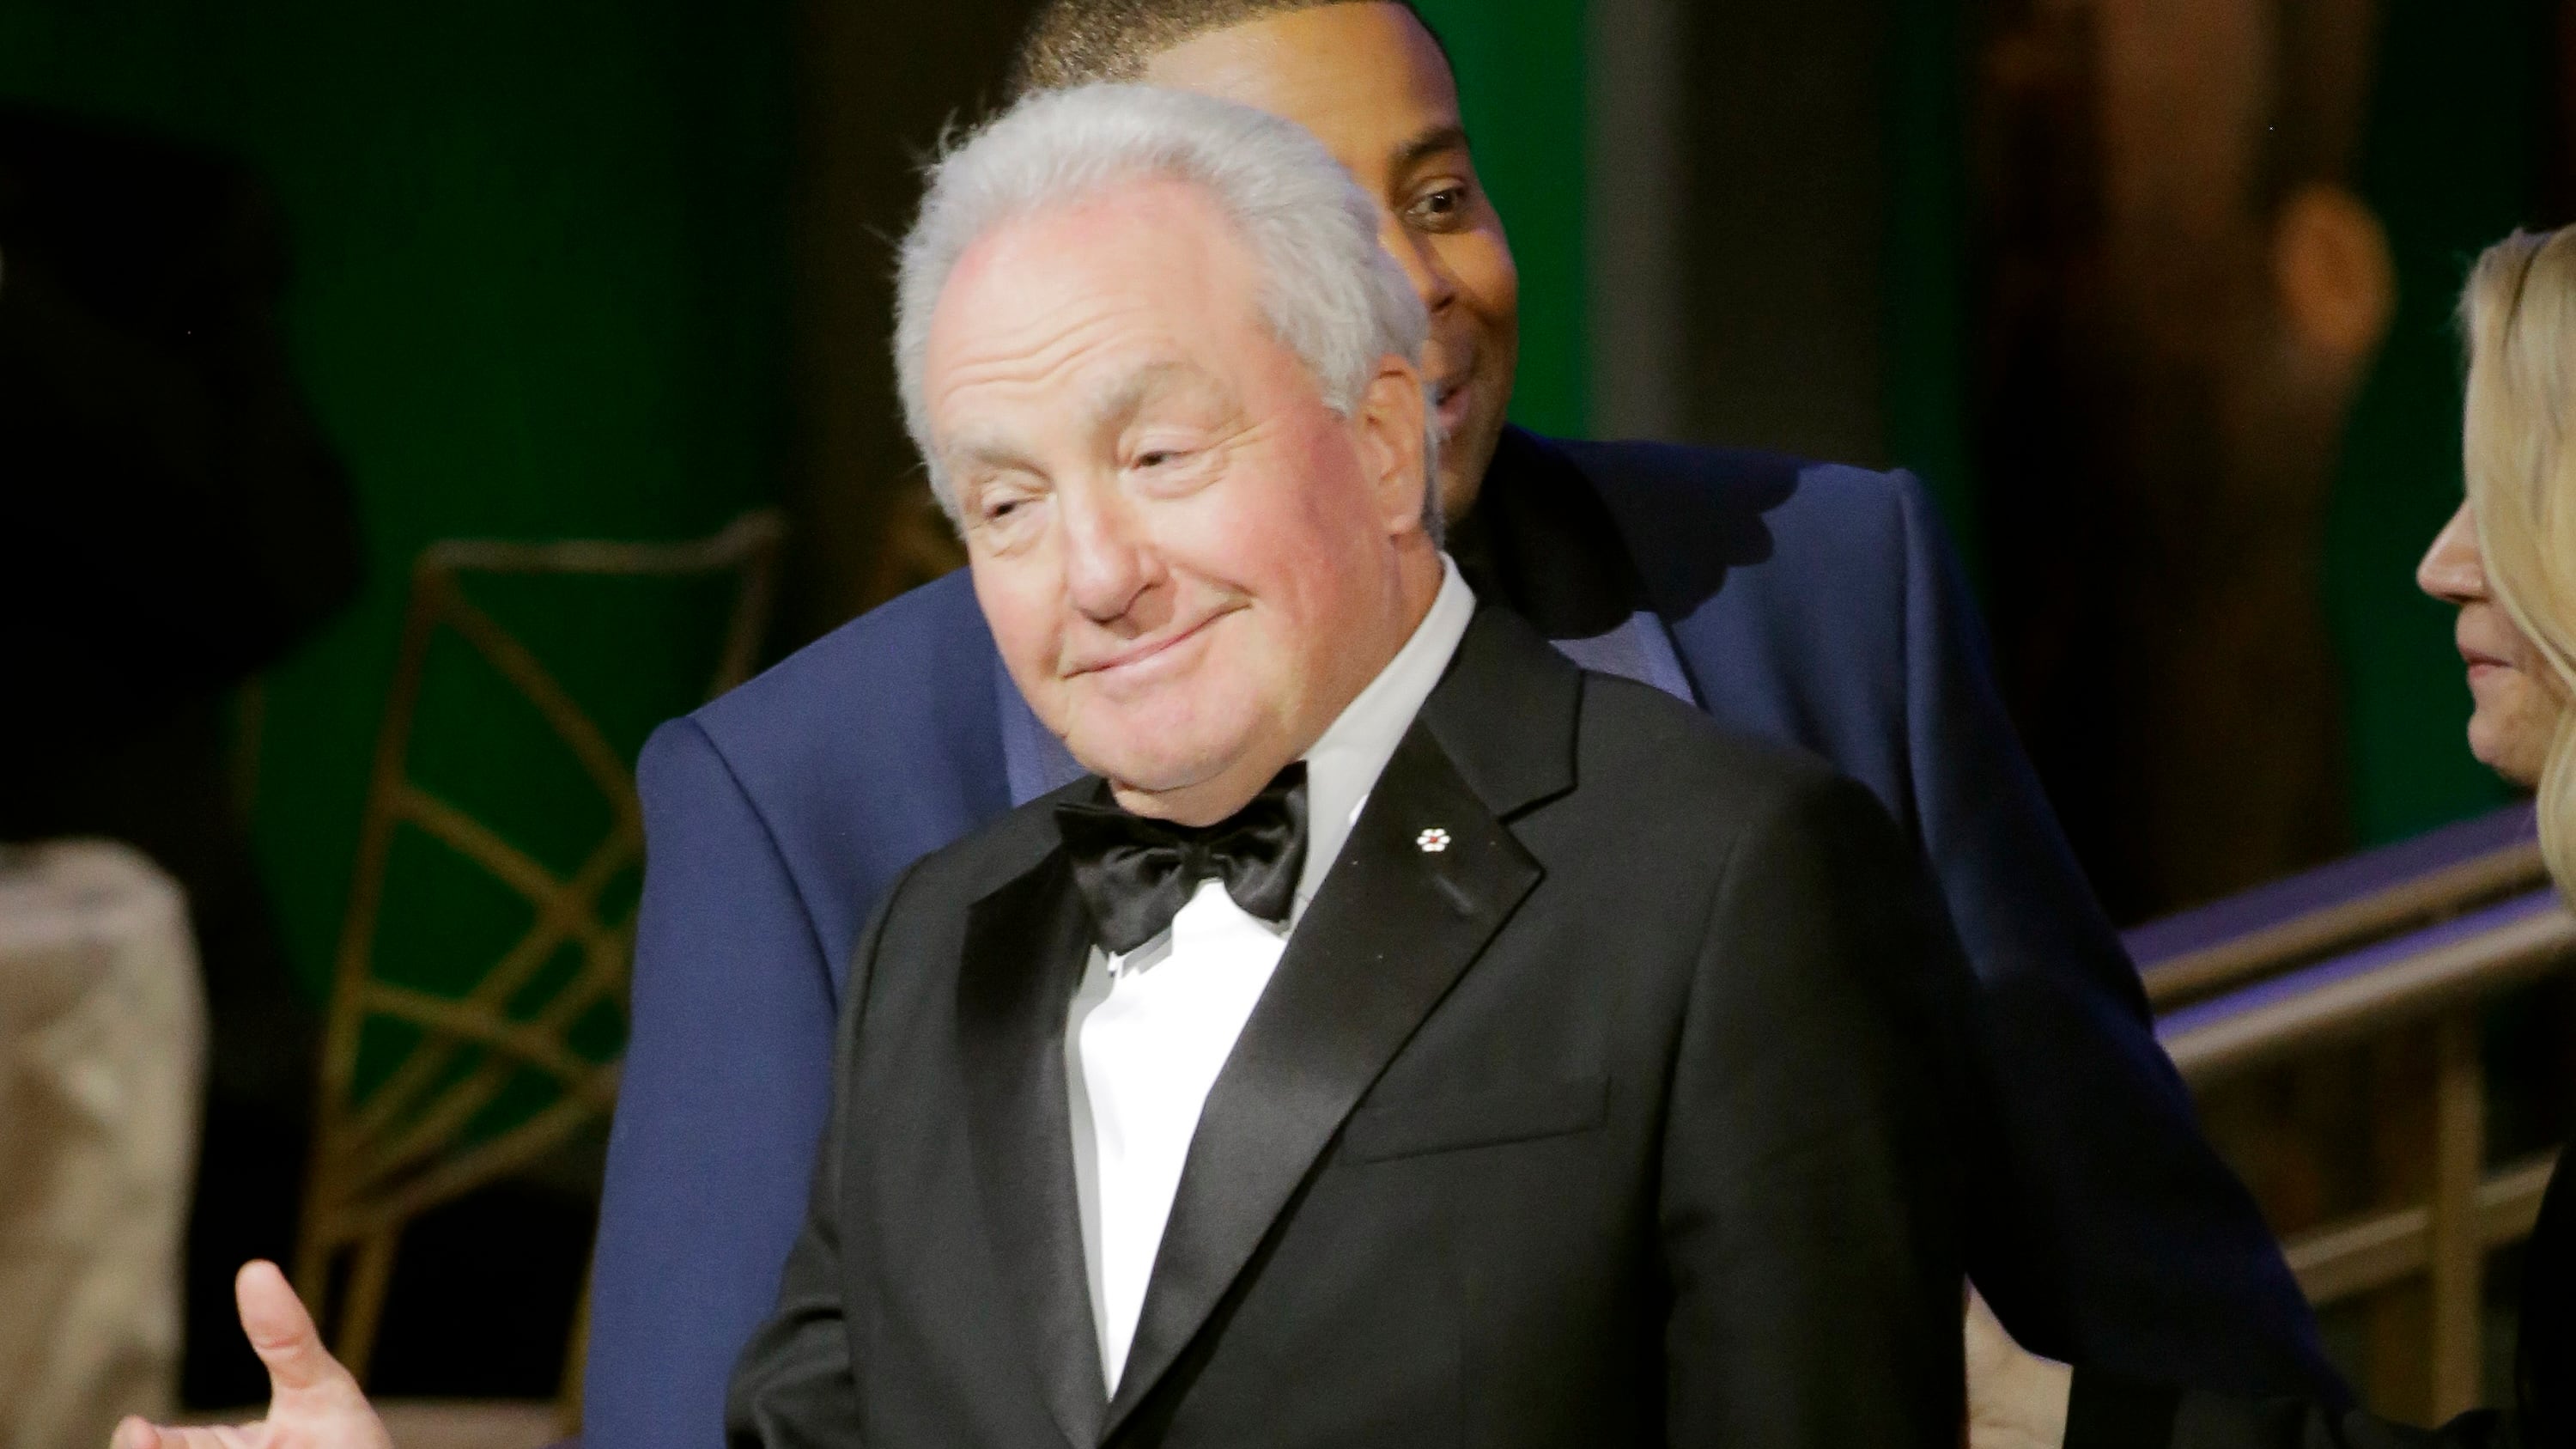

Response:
(1064, 555), (1476, 1391)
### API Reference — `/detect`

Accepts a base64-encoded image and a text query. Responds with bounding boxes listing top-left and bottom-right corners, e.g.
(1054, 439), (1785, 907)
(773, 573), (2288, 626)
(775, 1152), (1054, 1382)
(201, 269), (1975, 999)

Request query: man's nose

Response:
(2416, 500), (2488, 604)
(1379, 211), (1457, 316)
(1060, 484), (1157, 623)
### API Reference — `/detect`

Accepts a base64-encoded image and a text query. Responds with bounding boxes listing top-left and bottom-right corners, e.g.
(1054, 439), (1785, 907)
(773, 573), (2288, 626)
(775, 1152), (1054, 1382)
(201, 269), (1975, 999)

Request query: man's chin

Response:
(1060, 692), (1260, 782)
(1065, 740), (1231, 799)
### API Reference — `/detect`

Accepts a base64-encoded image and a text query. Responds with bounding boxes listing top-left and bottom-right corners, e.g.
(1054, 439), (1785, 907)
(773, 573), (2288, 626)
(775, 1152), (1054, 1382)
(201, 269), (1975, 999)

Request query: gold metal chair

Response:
(295, 510), (784, 1394)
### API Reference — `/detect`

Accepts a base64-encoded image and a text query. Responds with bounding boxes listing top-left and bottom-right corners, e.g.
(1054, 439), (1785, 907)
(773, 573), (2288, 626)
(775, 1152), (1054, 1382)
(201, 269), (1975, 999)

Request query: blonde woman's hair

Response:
(2460, 228), (2576, 898)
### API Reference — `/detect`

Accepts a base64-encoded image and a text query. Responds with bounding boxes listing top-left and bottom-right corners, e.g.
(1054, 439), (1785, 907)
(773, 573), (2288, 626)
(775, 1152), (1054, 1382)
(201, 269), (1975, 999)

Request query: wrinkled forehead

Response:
(920, 180), (1269, 440)
(939, 355), (1246, 474)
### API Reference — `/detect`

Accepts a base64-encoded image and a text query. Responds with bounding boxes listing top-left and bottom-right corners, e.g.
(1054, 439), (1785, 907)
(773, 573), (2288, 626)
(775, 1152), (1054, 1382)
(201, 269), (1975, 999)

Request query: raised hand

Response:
(109, 1261), (393, 1449)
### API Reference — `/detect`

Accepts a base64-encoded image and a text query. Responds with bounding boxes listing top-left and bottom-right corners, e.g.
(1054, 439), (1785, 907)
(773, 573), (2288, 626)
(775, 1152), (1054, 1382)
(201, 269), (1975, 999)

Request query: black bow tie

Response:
(1054, 763), (1310, 955)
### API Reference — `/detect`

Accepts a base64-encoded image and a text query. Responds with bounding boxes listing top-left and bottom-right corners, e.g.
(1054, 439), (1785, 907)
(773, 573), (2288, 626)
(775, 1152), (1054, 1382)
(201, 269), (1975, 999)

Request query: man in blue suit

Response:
(587, 3), (2348, 1444)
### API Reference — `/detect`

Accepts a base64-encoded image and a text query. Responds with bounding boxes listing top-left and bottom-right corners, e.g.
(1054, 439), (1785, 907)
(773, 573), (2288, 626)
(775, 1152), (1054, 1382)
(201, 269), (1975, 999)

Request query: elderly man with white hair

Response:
(120, 82), (1970, 1449)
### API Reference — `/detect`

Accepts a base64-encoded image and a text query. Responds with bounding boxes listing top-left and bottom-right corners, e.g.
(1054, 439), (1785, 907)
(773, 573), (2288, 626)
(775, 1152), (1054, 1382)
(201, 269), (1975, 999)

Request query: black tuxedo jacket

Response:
(726, 608), (1969, 1449)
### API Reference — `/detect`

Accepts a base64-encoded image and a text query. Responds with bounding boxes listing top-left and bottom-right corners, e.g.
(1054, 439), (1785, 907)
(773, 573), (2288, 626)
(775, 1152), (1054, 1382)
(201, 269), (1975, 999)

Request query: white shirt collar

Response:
(1292, 553), (1475, 914)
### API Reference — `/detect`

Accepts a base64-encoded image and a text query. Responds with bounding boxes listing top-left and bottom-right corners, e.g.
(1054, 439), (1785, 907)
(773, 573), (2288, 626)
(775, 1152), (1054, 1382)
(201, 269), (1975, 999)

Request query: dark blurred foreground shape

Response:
(0, 103), (361, 1409)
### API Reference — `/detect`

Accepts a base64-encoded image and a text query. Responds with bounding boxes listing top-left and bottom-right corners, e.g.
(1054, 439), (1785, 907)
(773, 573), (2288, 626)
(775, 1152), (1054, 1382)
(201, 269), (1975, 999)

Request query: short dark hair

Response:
(1007, 0), (1445, 99)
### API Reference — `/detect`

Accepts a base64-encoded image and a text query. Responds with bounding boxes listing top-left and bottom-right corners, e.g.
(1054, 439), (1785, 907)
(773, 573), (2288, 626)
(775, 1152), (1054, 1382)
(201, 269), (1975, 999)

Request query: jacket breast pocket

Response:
(1339, 1074), (1608, 1164)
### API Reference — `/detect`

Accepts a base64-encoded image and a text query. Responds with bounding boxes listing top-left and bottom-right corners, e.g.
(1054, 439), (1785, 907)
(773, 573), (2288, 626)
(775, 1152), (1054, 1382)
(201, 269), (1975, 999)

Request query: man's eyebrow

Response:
(942, 429), (1036, 475)
(936, 360), (1236, 474)
(1391, 123), (1472, 175)
(1085, 358), (1230, 427)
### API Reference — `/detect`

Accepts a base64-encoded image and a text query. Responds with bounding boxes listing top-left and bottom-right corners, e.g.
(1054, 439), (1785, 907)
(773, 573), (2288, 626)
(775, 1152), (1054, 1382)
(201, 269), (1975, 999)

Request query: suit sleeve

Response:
(723, 861), (912, 1449)
(1886, 476), (2347, 1403)
(587, 718), (844, 1449)
(1660, 770), (1965, 1449)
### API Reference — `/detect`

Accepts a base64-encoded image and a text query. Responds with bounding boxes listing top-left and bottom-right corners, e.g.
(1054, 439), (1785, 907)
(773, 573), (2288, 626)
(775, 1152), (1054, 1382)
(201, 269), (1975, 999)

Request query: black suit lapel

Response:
(1102, 610), (1581, 1436)
(957, 850), (1109, 1449)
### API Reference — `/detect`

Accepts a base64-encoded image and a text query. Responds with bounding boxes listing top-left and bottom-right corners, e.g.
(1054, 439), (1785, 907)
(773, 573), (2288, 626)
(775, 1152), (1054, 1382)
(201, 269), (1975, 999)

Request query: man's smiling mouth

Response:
(1066, 606), (1236, 681)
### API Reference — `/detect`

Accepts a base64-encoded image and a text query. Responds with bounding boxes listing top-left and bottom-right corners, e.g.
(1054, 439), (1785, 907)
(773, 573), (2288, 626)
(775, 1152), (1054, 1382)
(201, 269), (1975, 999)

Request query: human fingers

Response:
(235, 1260), (353, 1399)
(112, 1425), (256, 1449)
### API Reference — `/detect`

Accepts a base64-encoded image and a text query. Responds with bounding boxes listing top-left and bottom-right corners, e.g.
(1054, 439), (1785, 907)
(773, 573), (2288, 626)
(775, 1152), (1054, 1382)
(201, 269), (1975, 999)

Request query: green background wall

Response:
(0, 1), (791, 996)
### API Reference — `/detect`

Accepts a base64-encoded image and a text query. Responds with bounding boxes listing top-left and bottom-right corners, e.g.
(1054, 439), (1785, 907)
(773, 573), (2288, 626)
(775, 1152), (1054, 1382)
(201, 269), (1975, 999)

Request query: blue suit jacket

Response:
(586, 429), (2343, 1447)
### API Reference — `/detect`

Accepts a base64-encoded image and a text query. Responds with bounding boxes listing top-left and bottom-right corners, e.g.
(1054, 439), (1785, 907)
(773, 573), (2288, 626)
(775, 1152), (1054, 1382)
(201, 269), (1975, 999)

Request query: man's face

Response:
(924, 178), (1433, 824)
(1145, 2), (1518, 520)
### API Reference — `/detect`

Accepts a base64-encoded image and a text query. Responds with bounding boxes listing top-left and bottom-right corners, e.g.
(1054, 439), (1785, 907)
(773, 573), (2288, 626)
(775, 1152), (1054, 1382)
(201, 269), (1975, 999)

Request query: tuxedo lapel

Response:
(1102, 609), (1582, 1435)
(956, 850), (1108, 1449)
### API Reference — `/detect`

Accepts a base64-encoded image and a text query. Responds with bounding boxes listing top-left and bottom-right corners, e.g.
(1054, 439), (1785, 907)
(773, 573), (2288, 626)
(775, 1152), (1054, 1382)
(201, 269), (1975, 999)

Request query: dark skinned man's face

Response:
(1143, 1), (1521, 521)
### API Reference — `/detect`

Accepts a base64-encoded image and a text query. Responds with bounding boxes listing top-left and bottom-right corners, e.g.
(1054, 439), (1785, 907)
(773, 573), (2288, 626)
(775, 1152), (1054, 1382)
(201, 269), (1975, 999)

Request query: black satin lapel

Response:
(957, 852), (1108, 1448)
(1101, 725), (1542, 1435)
(1418, 608), (1583, 820)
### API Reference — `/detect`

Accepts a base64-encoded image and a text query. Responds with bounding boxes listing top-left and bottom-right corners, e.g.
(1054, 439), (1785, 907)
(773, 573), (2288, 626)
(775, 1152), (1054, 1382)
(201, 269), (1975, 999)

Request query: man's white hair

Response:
(894, 82), (1437, 530)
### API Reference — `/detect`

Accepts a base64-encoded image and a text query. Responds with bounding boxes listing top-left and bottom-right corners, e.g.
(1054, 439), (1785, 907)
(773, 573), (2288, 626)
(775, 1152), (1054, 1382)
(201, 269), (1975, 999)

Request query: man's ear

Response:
(1352, 354), (1432, 537)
